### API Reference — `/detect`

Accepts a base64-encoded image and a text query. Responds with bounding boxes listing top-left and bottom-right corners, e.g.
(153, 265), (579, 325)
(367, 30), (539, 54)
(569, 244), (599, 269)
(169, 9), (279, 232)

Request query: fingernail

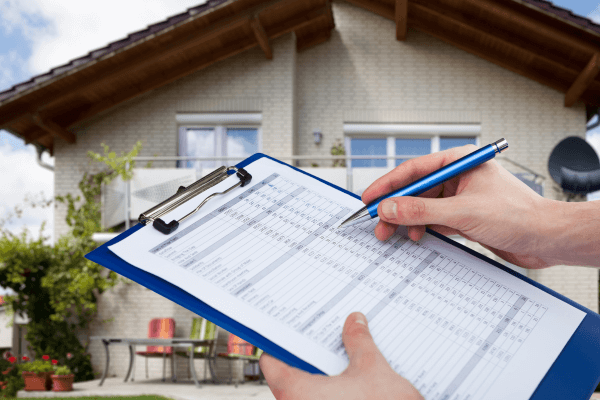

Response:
(381, 201), (397, 219)
(355, 313), (368, 326)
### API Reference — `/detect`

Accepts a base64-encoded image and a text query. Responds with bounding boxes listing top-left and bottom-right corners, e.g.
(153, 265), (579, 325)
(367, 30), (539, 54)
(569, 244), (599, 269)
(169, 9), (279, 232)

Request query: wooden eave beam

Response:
(250, 18), (272, 59)
(31, 114), (76, 144)
(409, 4), (575, 94)
(413, 0), (590, 71)
(565, 54), (600, 107)
(396, 0), (408, 41)
(297, 29), (332, 52)
(67, 39), (262, 126)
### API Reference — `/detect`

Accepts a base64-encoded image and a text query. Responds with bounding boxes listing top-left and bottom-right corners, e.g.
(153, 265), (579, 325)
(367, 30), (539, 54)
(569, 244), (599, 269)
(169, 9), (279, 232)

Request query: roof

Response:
(0, 0), (229, 103)
(1, 0), (600, 152)
(2, 0), (599, 104)
(520, 0), (600, 35)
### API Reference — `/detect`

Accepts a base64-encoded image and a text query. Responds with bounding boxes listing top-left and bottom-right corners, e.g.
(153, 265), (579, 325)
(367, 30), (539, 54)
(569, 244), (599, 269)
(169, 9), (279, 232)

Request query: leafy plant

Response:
(20, 359), (54, 374)
(53, 365), (72, 376)
(0, 142), (142, 383)
(330, 139), (346, 167)
(0, 354), (24, 397)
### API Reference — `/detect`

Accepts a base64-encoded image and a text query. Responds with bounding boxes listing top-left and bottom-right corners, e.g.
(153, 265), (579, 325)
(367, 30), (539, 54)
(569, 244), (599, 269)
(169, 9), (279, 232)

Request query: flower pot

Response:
(22, 371), (52, 391)
(51, 374), (74, 391)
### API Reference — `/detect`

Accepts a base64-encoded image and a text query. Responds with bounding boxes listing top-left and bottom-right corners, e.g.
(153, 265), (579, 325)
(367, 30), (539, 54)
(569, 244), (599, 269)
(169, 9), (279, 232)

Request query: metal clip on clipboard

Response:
(138, 166), (252, 235)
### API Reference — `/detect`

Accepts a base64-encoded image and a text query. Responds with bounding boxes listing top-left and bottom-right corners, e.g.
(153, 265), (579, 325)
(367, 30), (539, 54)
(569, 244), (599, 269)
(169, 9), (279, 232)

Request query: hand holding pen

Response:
(353, 142), (599, 270)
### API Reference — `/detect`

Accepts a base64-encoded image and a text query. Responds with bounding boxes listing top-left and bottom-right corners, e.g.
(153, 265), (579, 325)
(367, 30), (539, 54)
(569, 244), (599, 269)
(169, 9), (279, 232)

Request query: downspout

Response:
(35, 145), (54, 172)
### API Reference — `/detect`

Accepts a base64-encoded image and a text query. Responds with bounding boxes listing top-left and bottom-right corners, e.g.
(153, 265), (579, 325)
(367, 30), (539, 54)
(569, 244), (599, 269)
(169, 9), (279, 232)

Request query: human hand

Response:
(260, 312), (423, 400)
(362, 145), (600, 269)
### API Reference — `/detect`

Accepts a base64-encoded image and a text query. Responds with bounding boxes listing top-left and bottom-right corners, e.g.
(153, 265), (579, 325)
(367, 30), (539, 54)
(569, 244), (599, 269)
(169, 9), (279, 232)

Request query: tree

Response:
(0, 141), (142, 383)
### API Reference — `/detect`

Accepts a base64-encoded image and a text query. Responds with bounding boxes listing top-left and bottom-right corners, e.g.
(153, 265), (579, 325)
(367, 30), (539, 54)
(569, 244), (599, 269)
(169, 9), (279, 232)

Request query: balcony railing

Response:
(99, 154), (544, 231)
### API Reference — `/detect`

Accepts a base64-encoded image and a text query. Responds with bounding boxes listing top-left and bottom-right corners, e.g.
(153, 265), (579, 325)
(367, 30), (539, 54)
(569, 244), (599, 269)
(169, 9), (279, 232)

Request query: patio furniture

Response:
(133, 318), (175, 382)
(176, 317), (218, 383)
(91, 337), (215, 388)
(216, 334), (263, 387)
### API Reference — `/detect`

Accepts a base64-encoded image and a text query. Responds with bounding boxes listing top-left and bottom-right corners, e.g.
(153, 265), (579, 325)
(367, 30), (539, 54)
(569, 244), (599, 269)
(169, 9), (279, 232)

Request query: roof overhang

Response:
(1, 0), (600, 153)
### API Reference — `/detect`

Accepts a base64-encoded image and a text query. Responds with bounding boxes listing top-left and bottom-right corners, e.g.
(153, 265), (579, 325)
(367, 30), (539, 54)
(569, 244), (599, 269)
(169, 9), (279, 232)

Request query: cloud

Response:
(0, 50), (26, 90)
(589, 5), (600, 23)
(0, 143), (54, 241)
(0, 0), (206, 76)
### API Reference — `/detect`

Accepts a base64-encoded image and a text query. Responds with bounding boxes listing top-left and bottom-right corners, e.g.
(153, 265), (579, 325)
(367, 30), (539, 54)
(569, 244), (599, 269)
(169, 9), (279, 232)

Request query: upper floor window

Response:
(344, 123), (480, 168)
(177, 113), (261, 169)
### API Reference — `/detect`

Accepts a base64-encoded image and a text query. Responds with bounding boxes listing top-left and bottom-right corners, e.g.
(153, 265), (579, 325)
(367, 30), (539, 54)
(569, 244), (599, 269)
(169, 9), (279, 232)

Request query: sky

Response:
(1, 0), (600, 240)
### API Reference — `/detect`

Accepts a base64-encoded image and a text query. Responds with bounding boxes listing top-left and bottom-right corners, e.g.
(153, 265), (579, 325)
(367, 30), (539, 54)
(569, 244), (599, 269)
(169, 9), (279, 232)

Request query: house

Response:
(1, 0), (599, 381)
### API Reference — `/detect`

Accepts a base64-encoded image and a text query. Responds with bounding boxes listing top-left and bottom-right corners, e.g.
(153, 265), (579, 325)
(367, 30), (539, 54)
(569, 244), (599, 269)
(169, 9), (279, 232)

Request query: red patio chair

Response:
(216, 334), (261, 386)
(134, 318), (176, 381)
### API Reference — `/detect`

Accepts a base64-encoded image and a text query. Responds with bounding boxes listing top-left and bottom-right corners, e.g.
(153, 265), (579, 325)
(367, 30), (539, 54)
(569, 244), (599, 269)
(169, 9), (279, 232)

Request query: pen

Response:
(338, 138), (509, 228)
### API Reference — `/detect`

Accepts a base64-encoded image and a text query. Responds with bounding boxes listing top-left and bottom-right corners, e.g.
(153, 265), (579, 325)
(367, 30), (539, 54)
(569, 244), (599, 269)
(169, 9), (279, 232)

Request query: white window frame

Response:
(177, 113), (262, 167)
(344, 123), (481, 169)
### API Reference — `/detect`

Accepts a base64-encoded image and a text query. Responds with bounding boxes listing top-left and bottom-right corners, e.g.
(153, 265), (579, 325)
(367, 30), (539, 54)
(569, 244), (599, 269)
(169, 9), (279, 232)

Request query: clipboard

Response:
(86, 153), (600, 400)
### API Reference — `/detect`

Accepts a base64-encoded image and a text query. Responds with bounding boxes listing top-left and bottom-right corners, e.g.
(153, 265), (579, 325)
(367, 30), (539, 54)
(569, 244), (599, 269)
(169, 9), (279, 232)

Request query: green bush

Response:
(20, 359), (53, 374)
(0, 142), (142, 384)
(53, 365), (72, 376)
(0, 356), (24, 398)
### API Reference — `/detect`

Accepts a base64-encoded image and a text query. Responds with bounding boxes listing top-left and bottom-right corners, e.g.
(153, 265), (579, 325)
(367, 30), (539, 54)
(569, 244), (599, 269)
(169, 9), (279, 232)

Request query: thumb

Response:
(259, 353), (313, 399)
(378, 196), (465, 228)
(342, 312), (386, 375)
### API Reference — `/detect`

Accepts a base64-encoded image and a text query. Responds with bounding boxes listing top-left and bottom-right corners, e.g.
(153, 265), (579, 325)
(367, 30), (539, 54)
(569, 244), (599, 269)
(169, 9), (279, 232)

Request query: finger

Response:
(362, 145), (477, 204)
(342, 312), (385, 374)
(407, 225), (426, 241)
(378, 196), (467, 230)
(374, 220), (397, 241)
(260, 353), (313, 399)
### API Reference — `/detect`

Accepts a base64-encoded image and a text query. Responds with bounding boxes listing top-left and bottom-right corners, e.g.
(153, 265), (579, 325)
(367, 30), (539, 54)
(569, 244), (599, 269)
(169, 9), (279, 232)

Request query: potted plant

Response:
(51, 365), (74, 392)
(21, 357), (54, 391)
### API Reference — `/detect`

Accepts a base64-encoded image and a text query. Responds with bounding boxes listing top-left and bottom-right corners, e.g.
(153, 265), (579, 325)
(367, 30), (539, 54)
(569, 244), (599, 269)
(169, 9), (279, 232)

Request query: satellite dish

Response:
(548, 136), (600, 195)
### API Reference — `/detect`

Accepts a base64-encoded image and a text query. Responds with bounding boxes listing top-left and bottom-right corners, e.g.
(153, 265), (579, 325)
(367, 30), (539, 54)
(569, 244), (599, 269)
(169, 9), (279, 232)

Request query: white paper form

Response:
(110, 157), (585, 400)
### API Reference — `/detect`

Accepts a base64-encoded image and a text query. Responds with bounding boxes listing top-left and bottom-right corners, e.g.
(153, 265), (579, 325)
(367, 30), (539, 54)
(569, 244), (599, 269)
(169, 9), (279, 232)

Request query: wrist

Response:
(540, 198), (600, 267)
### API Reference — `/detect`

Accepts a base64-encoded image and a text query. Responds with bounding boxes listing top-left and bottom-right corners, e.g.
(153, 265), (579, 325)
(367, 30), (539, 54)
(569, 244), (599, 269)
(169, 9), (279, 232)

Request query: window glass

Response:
(185, 128), (215, 169)
(227, 128), (259, 162)
(351, 138), (387, 168)
(439, 137), (477, 151)
(395, 138), (430, 166)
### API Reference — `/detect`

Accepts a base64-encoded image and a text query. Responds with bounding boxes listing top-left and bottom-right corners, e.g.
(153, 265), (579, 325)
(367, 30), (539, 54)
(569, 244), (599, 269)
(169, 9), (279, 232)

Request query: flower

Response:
(51, 360), (58, 365)
(42, 355), (49, 360)
(66, 353), (73, 359)
(1, 368), (10, 375)
(7, 357), (15, 364)
(1, 385), (6, 390)
(21, 356), (29, 362)
(2, 352), (12, 361)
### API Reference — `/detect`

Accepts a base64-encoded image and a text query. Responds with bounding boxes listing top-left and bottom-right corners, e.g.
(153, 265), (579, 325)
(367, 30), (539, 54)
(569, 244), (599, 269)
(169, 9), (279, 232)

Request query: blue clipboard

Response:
(86, 153), (600, 399)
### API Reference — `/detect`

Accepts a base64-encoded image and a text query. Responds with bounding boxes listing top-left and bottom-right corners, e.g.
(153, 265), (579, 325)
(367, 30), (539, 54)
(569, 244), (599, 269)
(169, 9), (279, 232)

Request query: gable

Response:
(1, 0), (600, 153)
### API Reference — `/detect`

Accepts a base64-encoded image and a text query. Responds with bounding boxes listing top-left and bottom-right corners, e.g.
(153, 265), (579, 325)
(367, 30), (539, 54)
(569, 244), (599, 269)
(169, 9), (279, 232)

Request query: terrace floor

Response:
(16, 377), (275, 400)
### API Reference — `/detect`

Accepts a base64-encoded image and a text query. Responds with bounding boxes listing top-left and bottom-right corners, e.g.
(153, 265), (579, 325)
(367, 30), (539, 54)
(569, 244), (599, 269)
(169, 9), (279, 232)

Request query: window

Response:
(439, 137), (477, 151)
(177, 114), (261, 169)
(350, 138), (387, 168)
(344, 123), (480, 168)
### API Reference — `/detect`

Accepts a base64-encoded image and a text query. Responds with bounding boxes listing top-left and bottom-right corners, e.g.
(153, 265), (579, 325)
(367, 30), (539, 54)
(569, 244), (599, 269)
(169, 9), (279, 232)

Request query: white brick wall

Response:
(52, 1), (597, 379)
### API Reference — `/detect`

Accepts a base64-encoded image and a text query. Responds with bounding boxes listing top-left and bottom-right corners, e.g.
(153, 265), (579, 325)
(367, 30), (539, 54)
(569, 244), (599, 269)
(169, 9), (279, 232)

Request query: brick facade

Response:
(52, 1), (597, 379)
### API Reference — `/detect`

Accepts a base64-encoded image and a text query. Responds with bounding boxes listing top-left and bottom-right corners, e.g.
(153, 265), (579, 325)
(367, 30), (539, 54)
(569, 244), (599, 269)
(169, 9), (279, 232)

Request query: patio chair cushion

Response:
(217, 334), (256, 360)
(175, 317), (217, 358)
(135, 318), (175, 356)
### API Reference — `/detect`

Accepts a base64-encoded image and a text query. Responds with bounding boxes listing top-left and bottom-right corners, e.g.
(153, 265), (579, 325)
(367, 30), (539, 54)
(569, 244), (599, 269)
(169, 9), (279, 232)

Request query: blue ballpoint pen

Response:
(338, 138), (509, 228)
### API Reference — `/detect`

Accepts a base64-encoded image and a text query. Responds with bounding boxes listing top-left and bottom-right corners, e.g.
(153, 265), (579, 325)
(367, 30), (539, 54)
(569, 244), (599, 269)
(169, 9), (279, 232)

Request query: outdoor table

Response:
(90, 337), (215, 388)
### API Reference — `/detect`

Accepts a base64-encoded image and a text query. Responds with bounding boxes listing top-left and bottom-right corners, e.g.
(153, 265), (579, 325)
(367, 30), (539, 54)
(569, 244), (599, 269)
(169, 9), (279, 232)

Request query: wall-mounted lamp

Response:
(313, 130), (323, 144)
